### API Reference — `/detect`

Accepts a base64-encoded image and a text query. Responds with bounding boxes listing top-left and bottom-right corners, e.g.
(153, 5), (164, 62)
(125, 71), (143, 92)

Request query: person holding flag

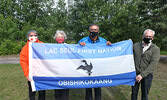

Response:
(53, 30), (69, 100)
(131, 29), (160, 100)
(78, 24), (111, 100)
(20, 30), (45, 100)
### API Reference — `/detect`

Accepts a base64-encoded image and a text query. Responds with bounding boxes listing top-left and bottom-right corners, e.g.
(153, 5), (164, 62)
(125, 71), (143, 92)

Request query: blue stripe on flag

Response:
(33, 71), (136, 91)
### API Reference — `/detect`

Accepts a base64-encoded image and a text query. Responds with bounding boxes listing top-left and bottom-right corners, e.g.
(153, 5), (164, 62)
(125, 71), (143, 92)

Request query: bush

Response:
(160, 51), (167, 55)
(0, 40), (26, 55)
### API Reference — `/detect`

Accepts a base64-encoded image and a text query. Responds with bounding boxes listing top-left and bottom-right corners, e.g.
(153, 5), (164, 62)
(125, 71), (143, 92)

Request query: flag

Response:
(29, 40), (136, 91)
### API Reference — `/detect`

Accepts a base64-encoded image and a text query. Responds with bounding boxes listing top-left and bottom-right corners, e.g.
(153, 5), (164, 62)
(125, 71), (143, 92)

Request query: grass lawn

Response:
(160, 51), (167, 55)
(0, 62), (166, 100)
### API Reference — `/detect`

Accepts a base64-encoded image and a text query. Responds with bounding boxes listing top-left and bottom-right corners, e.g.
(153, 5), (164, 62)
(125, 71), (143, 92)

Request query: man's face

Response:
(89, 25), (99, 39)
(89, 25), (99, 33)
(143, 31), (154, 40)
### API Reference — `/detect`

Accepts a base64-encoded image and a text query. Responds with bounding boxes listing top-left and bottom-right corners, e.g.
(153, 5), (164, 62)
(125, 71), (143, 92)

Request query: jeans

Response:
(131, 73), (153, 100)
(28, 81), (45, 100)
(85, 88), (101, 100)
(55, 89), (69, 100)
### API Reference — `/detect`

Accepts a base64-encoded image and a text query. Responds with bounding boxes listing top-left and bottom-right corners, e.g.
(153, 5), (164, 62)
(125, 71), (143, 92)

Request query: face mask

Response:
(56, 38), (64, 43)
(29, 36), (38, 42)
(90, 32), (98, 38)
(143, 37), (152, 44)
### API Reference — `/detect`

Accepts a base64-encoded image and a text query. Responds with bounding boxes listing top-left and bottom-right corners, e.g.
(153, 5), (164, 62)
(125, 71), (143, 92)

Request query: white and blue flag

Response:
(29, 40), (136, 91)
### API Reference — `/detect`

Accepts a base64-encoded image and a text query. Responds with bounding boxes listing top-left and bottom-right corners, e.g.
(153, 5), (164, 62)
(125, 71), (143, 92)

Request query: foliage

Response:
(0, 14), (19, 43)
(0, 40), (25, 55)
(136, 0), (167, 49)
(0, 0), (166, 55)
(160, 51), (167, 55)
(68, 0), (140, 43)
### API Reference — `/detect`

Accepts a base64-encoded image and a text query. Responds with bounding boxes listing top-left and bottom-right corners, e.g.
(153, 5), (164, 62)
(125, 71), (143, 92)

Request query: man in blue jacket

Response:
(78, 24), (111, 100)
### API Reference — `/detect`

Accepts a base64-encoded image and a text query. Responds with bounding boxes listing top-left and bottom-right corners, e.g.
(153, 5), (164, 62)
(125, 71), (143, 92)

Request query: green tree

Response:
(0, 0), (18, 18)
(136, 0), (167, 50)
(0, 0), (166, 55)
(0, 14), (19, 43)
(46, 0), (69, 43)
(68, 0), (140, 43)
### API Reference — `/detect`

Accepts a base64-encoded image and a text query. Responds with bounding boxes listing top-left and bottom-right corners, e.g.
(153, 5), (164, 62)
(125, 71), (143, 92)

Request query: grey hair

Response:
(143, 29), (155, 36)
(89, 24), (99, 30)
(53, 30), (67, 39)
(27, 30), (38, 39)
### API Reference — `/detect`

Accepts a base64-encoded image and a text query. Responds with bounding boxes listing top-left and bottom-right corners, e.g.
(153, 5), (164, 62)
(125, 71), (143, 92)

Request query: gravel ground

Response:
(0, 55), (20, 64)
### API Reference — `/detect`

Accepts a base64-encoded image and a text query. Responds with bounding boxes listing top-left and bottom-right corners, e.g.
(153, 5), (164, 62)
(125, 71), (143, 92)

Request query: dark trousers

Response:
(55, 89), (69, 100)
(28, 81), (46, 100)
(85, 88), (101, 100)
(131, 73), (153, 100)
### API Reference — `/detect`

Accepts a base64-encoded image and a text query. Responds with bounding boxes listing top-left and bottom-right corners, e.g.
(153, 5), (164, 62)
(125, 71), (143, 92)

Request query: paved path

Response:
(0, 55), (166, 64)
(0, 55), (20, 64)
(160, 55), (167, 63)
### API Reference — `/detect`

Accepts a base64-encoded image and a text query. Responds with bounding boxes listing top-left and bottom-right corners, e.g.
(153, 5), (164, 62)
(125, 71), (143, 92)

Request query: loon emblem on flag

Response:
(76, 60), (93, 76)
(29, 40), (136, 91)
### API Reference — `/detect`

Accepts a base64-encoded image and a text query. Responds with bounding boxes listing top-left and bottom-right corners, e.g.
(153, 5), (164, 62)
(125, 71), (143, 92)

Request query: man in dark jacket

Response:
(131, 29), (160, 100)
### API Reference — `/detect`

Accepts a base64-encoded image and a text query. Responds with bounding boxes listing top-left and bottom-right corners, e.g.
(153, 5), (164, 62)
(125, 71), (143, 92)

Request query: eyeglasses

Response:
(29, 35), (37, 37)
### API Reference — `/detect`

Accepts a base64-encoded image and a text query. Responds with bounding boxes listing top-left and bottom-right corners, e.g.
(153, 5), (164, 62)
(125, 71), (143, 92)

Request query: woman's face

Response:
(56, 33), (65, 43)
(28, 32), (38, 42)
